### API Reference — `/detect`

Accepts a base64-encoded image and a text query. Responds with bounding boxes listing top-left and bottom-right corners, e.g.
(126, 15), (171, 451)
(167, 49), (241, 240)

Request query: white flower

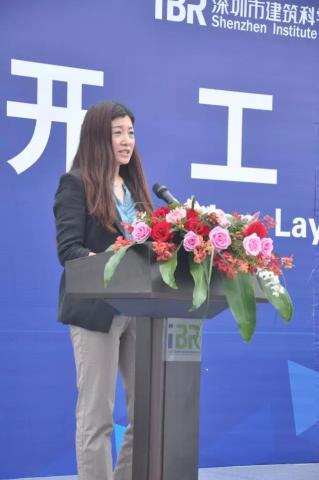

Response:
(242, 212), (260, 224)
(257, 269), (285, 297)
(241, 214), (253, 223)
(225, 214), (234, 223)
(166, 207), (187, 224)
(184, 198), (202, 211)
(183, 199), (234, 224)
(134, 211), (147, 223)
(213, 208), (231, 227)
(199, 204), (217, 215)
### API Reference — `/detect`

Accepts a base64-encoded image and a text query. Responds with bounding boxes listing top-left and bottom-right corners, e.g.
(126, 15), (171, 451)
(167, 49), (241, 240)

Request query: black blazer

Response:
(53, 169), (125, 333)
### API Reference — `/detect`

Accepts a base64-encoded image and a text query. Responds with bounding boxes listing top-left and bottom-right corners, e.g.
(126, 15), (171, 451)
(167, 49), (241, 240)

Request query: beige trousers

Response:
(70, 315), (136, 480)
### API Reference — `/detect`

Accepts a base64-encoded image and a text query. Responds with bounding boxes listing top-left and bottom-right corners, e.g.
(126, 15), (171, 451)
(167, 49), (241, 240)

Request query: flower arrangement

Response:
(104, 199), (293, 341)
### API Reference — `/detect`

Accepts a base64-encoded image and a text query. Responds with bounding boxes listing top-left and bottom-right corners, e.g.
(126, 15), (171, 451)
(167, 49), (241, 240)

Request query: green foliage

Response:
(189, 260), (208, 310)
(159, 251), (178, 289)
(223, 273), (256, 341)
(257, 276), (293, 322)
(104, 244), (133, 288)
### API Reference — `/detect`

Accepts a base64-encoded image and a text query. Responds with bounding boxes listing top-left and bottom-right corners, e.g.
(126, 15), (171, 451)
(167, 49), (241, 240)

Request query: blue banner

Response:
(0, 0), (318, 477)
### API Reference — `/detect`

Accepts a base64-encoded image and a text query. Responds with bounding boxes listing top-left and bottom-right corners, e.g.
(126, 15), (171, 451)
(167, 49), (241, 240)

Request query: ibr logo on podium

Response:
(165, 318), (203, 362)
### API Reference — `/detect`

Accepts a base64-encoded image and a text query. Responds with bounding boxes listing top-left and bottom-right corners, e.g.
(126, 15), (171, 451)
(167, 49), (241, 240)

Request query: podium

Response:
(65, 243), (267, 480)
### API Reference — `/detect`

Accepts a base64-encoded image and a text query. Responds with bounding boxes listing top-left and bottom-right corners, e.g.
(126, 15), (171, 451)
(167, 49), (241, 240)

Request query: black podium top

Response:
(65, 243), (266, 318)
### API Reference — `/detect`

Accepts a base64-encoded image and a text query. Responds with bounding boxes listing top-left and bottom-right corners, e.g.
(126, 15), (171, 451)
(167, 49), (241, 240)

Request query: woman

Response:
(53, 101), (153, 480)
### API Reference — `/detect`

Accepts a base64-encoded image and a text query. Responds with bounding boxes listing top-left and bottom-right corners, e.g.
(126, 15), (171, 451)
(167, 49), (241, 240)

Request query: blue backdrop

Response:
(0, 0), (318, 478)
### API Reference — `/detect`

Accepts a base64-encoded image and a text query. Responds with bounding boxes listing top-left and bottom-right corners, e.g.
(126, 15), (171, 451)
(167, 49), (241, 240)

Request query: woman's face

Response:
(111, 115), (135, 167)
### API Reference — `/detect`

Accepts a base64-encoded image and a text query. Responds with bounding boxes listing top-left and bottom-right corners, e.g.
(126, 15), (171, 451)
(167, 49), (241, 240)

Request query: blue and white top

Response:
(113, 183), (136, 239)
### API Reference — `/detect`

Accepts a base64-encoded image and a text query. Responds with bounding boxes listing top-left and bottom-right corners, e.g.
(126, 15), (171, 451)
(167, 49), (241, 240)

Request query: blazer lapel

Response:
(114, 209), (126, 236)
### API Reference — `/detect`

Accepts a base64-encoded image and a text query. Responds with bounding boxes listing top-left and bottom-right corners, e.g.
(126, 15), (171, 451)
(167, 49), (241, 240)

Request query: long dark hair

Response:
(71, 101), (152, 231)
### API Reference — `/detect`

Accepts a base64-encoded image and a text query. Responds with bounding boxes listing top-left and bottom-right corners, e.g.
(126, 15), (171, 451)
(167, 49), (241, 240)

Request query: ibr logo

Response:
(165, 318), (203, 362)
(155, 0), (207, 26)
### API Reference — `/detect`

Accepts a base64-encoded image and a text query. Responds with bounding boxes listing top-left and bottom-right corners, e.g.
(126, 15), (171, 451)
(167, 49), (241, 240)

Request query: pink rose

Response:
(183, 231), (200, 252)
(166, 207), (187, 224)
(215, 209), (231, 228)
(243, 233), (262, 256)
(209, 226), (231, 251)
(132, 221), (151, 243)
(261, 237), (273, 257)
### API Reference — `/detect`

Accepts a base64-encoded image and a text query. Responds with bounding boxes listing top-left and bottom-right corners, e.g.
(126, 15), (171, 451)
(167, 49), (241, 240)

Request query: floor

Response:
(6, 463), (319, 480)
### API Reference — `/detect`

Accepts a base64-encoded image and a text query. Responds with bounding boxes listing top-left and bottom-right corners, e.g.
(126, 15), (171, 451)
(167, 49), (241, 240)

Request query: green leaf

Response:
(159, 251), (178, 289)
(223, 273), (256, 342)
(257, 275), (293, 322)
(204, 249), (214, 306)
(189, 260), (208, 311)
(104, 244), (133, 288)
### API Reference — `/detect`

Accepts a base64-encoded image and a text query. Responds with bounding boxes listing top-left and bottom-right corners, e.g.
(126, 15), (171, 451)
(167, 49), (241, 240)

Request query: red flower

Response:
(281, 255), (294, 269)
(243, 221), (268, 239)
(263, 215), (276, 229)
(232, 211), (242, 221)
(152, 241), (176, 261)
(152, 207), (170, 222)
(214, 253), (237, 279)
(150, 221), (173, 242)
(186, 209), (199, 220)
(193, 239), (212, 264)
(121, 221), (134, 233)
(185, 217), (210, 237)
(112, 236), (133, 252)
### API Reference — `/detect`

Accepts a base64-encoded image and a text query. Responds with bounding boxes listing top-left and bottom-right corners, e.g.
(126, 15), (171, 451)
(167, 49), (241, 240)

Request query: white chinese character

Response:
(247, 0), (265, 20)
(316, 7), (319, 23)
(6, 59), (104, 174)
(299, 6), (315, 26)
(191, 88), (277, 185)
(230, 0), (248, 17)
(212, 0), (229, 15)
(266, 1), (282, 22)
(282, 4), (298, 24)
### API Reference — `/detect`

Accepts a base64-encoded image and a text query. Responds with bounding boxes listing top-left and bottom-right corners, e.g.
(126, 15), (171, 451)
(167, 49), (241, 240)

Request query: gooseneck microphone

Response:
(152, 183), (180, 205)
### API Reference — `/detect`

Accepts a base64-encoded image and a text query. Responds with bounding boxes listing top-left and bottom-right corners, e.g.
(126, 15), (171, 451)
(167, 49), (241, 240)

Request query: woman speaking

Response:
(54, 101), (152, 480)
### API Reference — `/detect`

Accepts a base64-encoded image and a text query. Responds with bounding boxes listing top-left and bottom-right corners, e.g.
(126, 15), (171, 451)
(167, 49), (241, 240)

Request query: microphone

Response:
(152, 184), (180, 205)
